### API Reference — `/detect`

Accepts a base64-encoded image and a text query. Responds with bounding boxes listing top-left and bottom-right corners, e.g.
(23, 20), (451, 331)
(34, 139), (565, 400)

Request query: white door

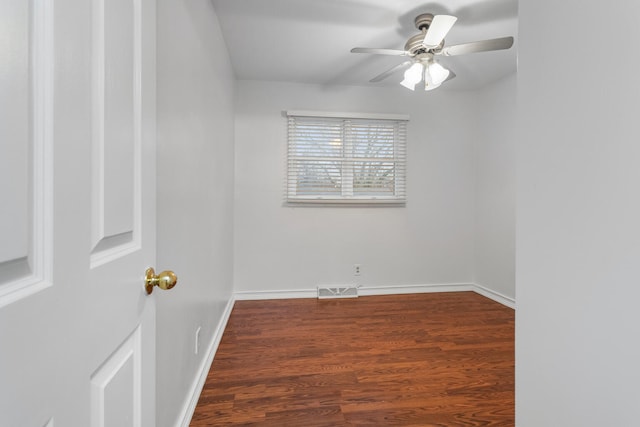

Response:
(0, 0), (163, 426)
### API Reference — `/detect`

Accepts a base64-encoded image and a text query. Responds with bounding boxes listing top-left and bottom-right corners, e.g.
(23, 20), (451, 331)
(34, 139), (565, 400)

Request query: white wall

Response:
(156, 1), (235, 426)
(517, 1), (640, 425)
(474, 74), (516, 299)
(234, 81), (477, 294)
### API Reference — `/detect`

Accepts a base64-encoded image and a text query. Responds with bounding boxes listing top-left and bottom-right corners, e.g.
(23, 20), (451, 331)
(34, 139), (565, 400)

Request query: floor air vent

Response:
(317, 286), (358, 299)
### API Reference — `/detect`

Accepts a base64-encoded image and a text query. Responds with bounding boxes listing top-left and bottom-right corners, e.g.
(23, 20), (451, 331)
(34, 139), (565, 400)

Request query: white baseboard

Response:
(359, 283), (474, 296)
(234, 288), (317, 300)
(472, 283), (516, 309)
(177, 295), (236, 427)
(233, 283), (515, 309)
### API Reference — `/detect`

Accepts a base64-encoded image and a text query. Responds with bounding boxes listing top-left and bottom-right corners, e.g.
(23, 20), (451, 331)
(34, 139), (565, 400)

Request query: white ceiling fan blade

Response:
(438, 36), (514, 56)
(351, 47), (411, 56)
(370, 61), (413, 83)
(423, 15), (457, 47)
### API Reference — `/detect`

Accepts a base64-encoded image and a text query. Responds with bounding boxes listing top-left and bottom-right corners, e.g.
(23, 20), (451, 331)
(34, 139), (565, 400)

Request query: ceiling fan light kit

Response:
(351, 12), (514, 92)
(400, 57), (450, 92)
(394, 58), (452, 92)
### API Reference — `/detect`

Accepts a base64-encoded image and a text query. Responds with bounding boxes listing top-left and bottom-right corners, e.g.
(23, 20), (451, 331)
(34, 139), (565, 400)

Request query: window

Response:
(286, 111), (408, 205)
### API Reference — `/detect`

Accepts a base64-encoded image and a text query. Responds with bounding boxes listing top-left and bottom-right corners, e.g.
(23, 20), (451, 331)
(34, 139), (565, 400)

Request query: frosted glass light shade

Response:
(428, 62), (450, 85)
(400, 63), (424, 91)
(424, 61), (450, 91)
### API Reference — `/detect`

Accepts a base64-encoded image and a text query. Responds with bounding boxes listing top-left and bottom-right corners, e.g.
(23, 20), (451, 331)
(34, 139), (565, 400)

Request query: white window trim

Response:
(286, 111), (408, 206)
(287, 110), (410, 121)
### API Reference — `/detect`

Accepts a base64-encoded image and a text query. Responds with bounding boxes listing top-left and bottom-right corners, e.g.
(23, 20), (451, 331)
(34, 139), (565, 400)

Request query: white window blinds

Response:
(286, 112), (408, 204)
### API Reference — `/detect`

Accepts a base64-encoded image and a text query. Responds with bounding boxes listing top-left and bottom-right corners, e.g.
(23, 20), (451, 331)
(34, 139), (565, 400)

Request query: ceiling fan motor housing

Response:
(405, 13), (444, 54)
(414, 13), (434, 30)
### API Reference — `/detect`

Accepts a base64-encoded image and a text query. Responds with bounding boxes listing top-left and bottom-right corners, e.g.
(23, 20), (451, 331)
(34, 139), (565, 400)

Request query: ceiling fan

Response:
(351, 13), (514, 91)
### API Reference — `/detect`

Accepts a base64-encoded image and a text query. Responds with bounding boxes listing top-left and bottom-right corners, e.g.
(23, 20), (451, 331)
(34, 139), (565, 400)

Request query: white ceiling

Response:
(211, 0), (518, 91)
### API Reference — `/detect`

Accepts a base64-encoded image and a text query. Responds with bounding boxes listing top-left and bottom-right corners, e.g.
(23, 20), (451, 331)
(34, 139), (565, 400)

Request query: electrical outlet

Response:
(195, 326), (201, 355)
(354, 264), (361, 276)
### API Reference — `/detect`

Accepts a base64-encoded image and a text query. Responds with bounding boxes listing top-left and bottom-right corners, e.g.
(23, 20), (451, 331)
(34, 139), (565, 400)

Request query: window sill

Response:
(285, 198), (406, 207)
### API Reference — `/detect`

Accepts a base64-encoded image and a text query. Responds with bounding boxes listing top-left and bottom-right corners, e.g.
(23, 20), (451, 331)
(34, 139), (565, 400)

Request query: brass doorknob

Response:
(144, 267), (177, 295)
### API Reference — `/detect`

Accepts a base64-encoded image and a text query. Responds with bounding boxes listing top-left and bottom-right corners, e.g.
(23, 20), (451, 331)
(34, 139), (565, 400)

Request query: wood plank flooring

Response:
(191, 292), (514, 426)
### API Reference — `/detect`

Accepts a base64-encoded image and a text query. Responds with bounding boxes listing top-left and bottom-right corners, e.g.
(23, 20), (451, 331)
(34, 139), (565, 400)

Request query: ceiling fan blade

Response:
(423, 15), (457, 47)
(370, 60), (413, 83)
(438, 36), (514, 56)
(351, 47), (411, 56)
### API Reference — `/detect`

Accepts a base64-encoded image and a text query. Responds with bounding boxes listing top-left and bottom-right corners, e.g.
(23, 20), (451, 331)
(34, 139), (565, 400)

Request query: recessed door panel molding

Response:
(0, 0), (53, 308)
(0, 0), (29, 269)
(90, 326), (142, 427)
(90, 0), (142, 269)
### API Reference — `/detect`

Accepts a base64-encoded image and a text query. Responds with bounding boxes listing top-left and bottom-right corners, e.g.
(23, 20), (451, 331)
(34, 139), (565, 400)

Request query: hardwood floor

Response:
(191, 292), (514, 426)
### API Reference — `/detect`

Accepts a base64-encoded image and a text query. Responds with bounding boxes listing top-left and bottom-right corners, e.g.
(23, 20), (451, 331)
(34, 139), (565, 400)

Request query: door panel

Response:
(91, 0), (142, 266)
(0, 0), (29, 264)
(90, 326), (141, 427)
(0, 0), (157, 425)
(0, 0), (53, 306)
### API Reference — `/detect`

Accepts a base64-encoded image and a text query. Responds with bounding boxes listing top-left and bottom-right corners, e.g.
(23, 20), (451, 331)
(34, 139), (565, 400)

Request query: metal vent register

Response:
(317, 286), (359, 299)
